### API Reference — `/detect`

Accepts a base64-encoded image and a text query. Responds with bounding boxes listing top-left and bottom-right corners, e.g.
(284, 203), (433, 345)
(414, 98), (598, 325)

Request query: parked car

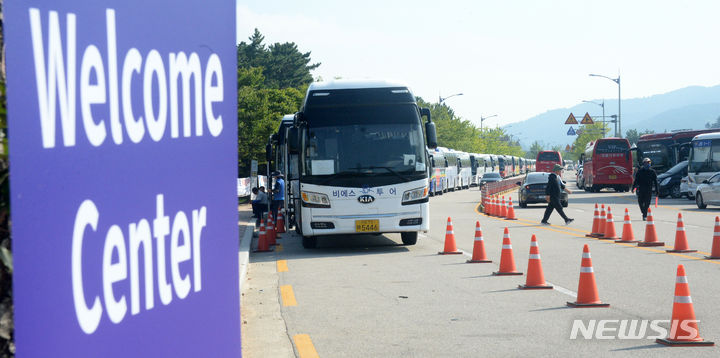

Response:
(680, 176), (692, 199)
(657, 160), (687, 199)
(517, 172), (568, 208)
(480, 172), (502, 187)
(695, 172), (720, 209)
(576, 167), (584, 189)
(686, 175), (699, 200)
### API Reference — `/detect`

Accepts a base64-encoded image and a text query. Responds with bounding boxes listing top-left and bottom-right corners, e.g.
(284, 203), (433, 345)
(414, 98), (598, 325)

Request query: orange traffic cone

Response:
(493, 228), (523, 276)
(597, 204), (607, 238)
(467, 221), (492, 263)
(266, 214), (277, 246)
(439, 217), (462, 255)
(638, 208), (665, 247)
(500, 196), (507, 218)
(615, 208), (638, 243)
(656, 265), (714, 346)
(586, 204), (601, 237)
(489, 196), (497, 216)
(275, 210), (286, 234)
(600, 206), (619, 240)
(705, 217), (720, 259)
(518, 235), (552, 289)
(567, 244), (610, 307)
(505, 199), (518, 220)
(253, 219), (273, 252)
(667, 213), (697, 253)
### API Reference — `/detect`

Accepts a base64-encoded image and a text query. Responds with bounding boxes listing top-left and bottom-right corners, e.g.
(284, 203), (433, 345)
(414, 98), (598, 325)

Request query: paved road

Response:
(243, 172), (720, 357)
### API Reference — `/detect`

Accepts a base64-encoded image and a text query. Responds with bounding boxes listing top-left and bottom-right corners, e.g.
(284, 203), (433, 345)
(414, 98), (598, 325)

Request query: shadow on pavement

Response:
(610, 344), (666, 351)
(249, 232), (411, 263)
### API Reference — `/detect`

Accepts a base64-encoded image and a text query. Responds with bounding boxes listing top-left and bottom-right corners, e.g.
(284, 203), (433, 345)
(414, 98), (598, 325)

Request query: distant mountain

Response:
(504, 85), (720, 149)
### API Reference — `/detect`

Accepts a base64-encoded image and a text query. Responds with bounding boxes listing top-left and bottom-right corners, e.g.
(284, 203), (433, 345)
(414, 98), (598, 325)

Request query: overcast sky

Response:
(237, 0), (720, 129)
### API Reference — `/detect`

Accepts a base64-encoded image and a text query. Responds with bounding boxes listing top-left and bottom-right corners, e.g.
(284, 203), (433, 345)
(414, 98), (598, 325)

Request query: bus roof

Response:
(638, 133), (673, 141)
(307, 79), (411, 92)
(673, 129), (720, 140)
(692, 132), (720, 141)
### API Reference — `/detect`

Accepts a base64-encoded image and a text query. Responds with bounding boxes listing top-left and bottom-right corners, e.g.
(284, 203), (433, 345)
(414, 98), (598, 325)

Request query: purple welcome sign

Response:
(5, 1), (239, 356)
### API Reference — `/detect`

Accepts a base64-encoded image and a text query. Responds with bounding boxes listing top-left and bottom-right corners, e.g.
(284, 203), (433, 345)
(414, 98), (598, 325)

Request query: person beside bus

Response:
(251, 187), (268, 226)
(271, 171), (286, 220)
(632, 157), (659, 221)
(541, 164), (574, 225)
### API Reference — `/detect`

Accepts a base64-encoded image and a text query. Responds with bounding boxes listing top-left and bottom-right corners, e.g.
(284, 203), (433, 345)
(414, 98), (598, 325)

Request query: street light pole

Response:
(582, 99), (606, 137)
(589, 72), (621, 138)
(439, 92), (463, 104)
(480, 114), (497, 130)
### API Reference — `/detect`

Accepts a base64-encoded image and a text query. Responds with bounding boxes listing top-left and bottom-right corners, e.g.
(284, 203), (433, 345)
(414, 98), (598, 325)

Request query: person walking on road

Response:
(541, 164), (574, 225)
(633, 157), (659, 221)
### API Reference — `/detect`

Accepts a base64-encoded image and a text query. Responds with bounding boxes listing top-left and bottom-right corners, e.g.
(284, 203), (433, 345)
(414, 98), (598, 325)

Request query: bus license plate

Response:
(356, 220), (379, 232)
(609, 175), (617, 179)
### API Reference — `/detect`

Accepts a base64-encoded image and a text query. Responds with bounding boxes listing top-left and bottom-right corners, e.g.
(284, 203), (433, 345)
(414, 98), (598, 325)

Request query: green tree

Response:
(705, 115), (720, 129)
(237, 29), (320, 88)
(625, 128), (654, 145)
(236, 30), (318, 176)
(570, 122), (608, 160)
(526, 141), (544, 159)
(237, 68), (305, 176)
(415, 97), (524, 156)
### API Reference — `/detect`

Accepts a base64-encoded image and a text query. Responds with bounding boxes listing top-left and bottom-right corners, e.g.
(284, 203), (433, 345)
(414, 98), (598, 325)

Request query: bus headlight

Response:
(402, 186), (429, 205)
(660, 177), (671, 186)
(301, 191), (331, 208)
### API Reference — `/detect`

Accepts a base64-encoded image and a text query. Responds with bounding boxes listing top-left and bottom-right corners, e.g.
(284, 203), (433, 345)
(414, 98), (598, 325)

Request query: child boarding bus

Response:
(580, 138), (633, 192)
(284, 80), (437, 248)
(687, 132), (720, 193)
(428, 149), (447, 196)
(535, 150), (563, 172)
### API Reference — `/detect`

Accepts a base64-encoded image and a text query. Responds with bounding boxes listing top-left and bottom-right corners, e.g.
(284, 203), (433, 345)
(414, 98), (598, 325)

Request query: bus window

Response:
(690, 140), (712, 173)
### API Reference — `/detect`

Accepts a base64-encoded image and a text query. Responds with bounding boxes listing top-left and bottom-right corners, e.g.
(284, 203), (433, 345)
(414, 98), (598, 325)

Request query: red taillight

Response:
(525, 185), (530, 189)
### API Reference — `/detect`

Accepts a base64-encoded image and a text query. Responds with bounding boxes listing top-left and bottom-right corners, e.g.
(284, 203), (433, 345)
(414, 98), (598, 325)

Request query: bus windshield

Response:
(538, 152), (560, 161)
(689, 139), (713, 172)
(596, 140), (629, 153)
(303, 104), (426, 178)
(637, 140), (671, 167)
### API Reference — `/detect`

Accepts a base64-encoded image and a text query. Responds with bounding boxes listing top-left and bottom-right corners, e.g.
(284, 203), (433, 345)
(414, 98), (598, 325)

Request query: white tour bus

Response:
(688, 132), (720, 195)
(437, 147), (458, 191)
(282, 80), (437, 248)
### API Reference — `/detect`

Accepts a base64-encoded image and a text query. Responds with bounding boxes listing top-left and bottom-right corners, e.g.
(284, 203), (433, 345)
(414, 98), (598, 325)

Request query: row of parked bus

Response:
(426, 148), (538, 196)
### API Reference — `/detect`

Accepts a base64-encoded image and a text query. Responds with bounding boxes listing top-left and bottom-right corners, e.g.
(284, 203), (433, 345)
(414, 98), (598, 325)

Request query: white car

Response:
(695, 172), (720, 208)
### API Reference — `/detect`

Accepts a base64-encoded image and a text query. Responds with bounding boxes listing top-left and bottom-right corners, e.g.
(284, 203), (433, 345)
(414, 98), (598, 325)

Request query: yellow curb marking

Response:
(280, 285), (297, 306)
(293, 334), (319, 358)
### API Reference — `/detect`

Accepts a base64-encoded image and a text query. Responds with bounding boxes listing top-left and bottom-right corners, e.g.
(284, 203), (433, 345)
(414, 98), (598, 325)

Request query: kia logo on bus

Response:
(358, 195), (375, 204)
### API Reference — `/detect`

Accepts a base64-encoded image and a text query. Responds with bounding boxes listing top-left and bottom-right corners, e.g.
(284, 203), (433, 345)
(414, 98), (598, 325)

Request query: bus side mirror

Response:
(288, 127), (300, 154)
(293, 112), (304, 127)
(265, 143), (273, 162)
(421, 108), (438, 149)
(425, 121), (438, 149)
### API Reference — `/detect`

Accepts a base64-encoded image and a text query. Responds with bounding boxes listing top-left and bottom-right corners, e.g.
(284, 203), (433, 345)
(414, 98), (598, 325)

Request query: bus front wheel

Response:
(302, 236), (317, 249)
(401, 232), (418, 245)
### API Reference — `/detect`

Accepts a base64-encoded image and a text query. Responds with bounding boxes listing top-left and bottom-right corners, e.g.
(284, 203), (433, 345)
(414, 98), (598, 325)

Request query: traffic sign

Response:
(565, 144), (571, 151)
(565, 113), (578, 124)
(567, 127), (577, 136)
(580, 112), (594, 124)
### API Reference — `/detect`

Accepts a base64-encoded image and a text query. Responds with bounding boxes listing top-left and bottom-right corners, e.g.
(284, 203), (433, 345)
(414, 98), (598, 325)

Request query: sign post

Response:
(6, 1), (240, 356)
